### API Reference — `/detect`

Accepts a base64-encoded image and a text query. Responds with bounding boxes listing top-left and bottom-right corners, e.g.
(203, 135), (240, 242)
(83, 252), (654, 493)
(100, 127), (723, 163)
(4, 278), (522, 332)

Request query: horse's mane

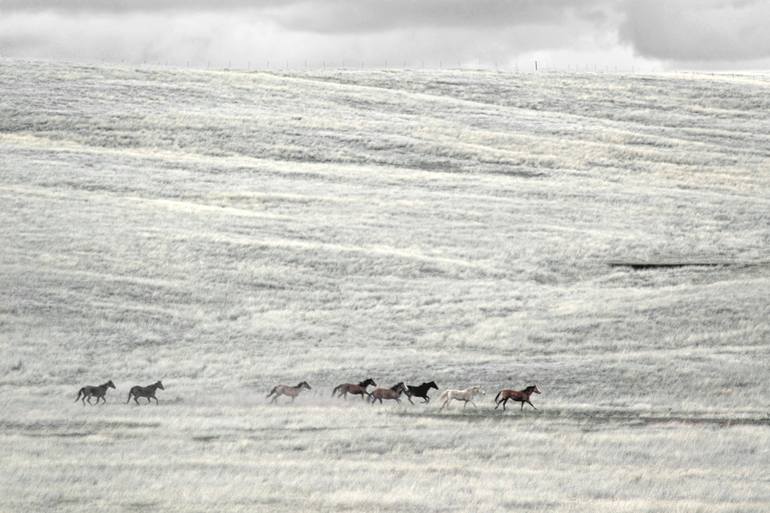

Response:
(390, 382), (404, 390)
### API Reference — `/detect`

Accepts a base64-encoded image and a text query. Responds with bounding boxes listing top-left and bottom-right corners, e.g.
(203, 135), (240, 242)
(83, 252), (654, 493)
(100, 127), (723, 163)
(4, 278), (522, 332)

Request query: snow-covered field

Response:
(1, 60), (769, 512)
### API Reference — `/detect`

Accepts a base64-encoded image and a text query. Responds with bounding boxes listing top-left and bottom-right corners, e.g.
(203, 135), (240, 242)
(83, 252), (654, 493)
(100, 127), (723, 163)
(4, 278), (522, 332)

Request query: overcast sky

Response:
(2, 0), (769, 70)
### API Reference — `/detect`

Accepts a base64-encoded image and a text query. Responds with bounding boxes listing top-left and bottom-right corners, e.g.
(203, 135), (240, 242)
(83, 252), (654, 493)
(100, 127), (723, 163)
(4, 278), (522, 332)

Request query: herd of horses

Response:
(75, 378), (541, 412)
(267, 379), (541, 411)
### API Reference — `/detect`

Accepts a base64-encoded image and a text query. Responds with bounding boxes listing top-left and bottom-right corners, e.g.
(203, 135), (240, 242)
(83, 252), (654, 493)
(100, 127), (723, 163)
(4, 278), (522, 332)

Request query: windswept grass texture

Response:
(1, 60), (769, 512)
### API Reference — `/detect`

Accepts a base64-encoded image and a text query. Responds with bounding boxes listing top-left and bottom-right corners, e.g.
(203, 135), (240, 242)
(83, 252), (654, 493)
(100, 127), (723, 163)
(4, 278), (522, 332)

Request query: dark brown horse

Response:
(369, 382), (407, 404)
(75, 380), (115, 405)
(267, 381), (311, 403)
(332, 378), (377, 400)
(127, 380), (164, 405)
(494, 385), (541, 411)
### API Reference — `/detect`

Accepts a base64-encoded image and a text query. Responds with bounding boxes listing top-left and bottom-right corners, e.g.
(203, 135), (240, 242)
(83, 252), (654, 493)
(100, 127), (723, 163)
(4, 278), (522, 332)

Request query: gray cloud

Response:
(1, 0), (768, 68)
(0, 0), (291, 12)
(270, 0), (612, 34)
(620, 0), (770, 62)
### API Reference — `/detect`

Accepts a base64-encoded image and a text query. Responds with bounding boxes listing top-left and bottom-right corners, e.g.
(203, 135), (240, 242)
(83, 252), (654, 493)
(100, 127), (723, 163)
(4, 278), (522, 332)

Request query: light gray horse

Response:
(266, 381), (311, 403)
(75, 380), (116, 405)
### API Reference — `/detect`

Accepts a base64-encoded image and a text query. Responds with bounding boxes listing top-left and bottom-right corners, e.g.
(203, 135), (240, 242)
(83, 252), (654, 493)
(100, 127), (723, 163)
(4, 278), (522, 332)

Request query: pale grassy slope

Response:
(0, 61), (769, 512)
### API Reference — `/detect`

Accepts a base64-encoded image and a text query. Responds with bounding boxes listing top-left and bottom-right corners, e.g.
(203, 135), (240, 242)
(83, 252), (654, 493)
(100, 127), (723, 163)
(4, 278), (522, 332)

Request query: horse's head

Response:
(300, 381), (312, 390)
(427, 381), (438, 390)
(528, 385), (541, 394)
(361, 378), (376, 387)
(106, 380), (116, 389)
(156, 381), (165, 390)
(391, 382), (405, 392)
(471, 386), (485, 396)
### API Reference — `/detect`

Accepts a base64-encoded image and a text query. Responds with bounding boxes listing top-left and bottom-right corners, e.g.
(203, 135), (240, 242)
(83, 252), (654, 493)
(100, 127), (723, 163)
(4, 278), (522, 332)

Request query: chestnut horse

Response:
(494, 385), (541, 411)
(369, 382), (407, 404)
(331, 378), (377, 400)
(267, 381), (311, 403)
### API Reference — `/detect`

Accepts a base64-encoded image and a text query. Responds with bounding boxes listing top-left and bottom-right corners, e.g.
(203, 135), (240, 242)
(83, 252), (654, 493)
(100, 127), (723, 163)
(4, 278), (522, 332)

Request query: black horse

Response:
(405, 381), (438, 404)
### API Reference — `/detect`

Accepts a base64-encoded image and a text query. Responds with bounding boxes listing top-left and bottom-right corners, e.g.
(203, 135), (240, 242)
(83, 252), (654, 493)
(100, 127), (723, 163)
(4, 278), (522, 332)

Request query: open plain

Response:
(1, 60), (769, 512)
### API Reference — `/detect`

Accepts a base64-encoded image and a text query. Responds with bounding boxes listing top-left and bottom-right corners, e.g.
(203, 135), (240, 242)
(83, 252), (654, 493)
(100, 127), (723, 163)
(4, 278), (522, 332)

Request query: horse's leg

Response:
(424, 396), (430, 403)
(407, 394), (414, 405)
(469, 400), (477, 408)
(502, 399), (507, 411)
(153, 396), (159, 405)
(520, 401), (524, 411)
(134, 395), (141, 405)
(527, 400), (537, 410)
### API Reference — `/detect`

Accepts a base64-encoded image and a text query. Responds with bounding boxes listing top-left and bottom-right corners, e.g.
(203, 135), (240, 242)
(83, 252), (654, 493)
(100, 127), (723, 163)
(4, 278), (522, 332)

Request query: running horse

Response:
(331, 378), (377, 400)
(126, 380), (164, 405)
(437, 386), (484, 411)
(494, 385), (541, 411)
(266, 381), (311, 403)
(369, 382), (407, 404)
(74, 380), (116, 405)
(405, 381), (438, 404)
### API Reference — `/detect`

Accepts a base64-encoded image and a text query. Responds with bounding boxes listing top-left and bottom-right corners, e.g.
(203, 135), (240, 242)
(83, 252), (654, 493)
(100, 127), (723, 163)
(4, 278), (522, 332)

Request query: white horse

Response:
(437, 386), (485, 411)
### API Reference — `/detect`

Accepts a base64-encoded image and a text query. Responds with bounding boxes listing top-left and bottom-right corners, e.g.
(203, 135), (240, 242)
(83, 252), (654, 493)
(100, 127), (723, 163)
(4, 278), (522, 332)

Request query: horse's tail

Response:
(331, 384), (343, 397)
(494, 391), (502, 404)
(126, 389), (133, 404)
(266, 386), (277, 398)
(74, 388), (84, 402)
